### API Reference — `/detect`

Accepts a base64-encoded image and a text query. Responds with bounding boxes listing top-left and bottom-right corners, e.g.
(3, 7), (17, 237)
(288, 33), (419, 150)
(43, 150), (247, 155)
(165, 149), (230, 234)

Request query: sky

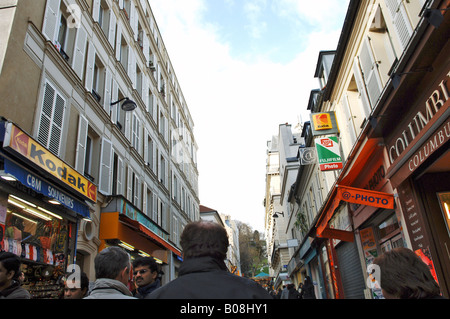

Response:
(150, 0), (350, 233)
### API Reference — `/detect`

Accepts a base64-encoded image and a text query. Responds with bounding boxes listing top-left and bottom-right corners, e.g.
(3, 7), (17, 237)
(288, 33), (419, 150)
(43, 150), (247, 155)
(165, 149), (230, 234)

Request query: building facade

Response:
(283, 0), (449, 299)
(0, 0), (199, 297)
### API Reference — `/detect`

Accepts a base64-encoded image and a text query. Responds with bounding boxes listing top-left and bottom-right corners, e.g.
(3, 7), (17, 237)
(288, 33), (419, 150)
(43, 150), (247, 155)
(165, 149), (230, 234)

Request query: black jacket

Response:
(147, 256), (272, 299)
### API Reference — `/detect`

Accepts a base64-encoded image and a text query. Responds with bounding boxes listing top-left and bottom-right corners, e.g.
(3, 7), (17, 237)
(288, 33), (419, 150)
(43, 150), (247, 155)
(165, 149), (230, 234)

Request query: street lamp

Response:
(273, 212), (284, 218)
(110, 97), (137, 111)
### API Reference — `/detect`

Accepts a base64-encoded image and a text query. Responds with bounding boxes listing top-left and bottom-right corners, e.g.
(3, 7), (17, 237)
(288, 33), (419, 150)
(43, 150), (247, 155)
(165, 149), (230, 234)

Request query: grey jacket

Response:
(84, 278), (136, 299)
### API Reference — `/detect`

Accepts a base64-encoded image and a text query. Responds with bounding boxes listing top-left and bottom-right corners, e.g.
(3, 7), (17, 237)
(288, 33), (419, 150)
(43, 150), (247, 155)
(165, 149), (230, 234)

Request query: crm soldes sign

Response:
(315, 136), (343, 171)
(3, 123), (97, 202)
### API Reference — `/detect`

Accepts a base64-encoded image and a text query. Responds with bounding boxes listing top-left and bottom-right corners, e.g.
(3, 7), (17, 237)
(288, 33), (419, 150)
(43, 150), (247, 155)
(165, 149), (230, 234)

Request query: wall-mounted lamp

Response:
(424, 8), (449, 28)
(273, 212), (284, 218)
(110, 97), (137, 111)
(390, 67), (433, 90)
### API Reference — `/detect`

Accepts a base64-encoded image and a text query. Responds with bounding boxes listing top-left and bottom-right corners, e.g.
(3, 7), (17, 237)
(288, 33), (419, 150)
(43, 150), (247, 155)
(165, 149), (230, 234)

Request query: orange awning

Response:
(315, 138), (394, 239)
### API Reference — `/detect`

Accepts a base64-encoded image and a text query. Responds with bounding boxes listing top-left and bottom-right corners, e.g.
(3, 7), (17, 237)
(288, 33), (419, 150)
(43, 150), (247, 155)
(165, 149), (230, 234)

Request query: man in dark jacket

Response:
(132, 256), (161, 298)
(148, 220), (272, 299)
(0, 252), (30, 299)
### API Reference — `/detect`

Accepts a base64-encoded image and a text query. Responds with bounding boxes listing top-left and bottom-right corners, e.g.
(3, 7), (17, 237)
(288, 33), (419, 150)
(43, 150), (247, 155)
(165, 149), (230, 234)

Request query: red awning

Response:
(119, 214), (182, 257)
(315, 138), (395, 239)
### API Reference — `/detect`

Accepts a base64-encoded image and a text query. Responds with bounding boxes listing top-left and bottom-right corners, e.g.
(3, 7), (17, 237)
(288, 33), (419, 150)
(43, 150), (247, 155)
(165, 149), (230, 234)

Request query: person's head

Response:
(180, 221), (229, 260)
(372, 247), (441, 299)
(0, 252), (21, 290)
(132, 257), (159, 288)
(94, 246), (131, 285)
(64, 271), (89, 299)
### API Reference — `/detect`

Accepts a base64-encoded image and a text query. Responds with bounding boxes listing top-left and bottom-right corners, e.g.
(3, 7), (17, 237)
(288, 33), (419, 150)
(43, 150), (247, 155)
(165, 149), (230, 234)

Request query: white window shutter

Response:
(342, 95), (357, 145)
(75, 114), (88, 173)
(144, 128), (149, 163)
(111, 80), (118, 122)
(115, 23), (122, 61)
(143, 32), (150, 65)
(103, 68), (112, 112)
(143, 182), (148, 215)
(99, 138), (113, 194)
(92, 0), (100, 22)
(127, 165), (133, 201)
(152, 193), (158, 221)
(359, 38), (382, 109)
(108, 10), (117, 48)
(42, 0), (60, 43)
(85, 42), (95, 91)
(353, 57), (371, 119)
(72, 26), (87, 80)
(384, 0), (413, 50)
(117, 156), (123, 195)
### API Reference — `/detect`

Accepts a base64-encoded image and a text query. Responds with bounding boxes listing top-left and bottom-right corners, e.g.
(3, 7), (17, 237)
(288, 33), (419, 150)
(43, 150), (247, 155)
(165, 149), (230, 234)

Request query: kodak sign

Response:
(3, 123), (97, 202)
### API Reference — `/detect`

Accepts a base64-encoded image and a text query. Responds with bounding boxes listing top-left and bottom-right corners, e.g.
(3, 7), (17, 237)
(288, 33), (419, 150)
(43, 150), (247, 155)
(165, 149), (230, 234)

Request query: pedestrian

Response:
(63, 271), (89, 299)
(0, 251), (30, 299)
(280, 284), (289, 299)
(298, 283), (304, 299)
(84, 246), (136, 299)
(287, 283), (301, 299)
(302, 276), (316, 299)
(132, 256), (161, 298)
(148, 220), (272, 299)
(372, 247), (446, 299)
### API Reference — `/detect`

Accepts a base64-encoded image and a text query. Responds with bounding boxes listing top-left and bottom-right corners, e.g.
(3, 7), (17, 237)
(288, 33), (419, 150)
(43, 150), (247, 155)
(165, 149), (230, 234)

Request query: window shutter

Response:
(38, 81), (66, 156)
(152, 193), (158, 221)
(359, 38), (382, 109)
(75, 114), (88, 173)
(108, 10), (117, 48)
(143, 182), (148, 215)
(42, 0), (60, 43)
(384, 0), (413, 50)
(99, 138), (113, 194)
(115, 23), (122, 61)
(352, 57), (371, 119)
(341, 95), (357, 145)
(117, 156), (123, 195)
(111, 80), (118, 122)
(103, 68), (112, 112)
(92, 0), (100, 22)
(85, 42), (95, 91)
(127, 166), (133, 201)
(144, 128), (149, 163)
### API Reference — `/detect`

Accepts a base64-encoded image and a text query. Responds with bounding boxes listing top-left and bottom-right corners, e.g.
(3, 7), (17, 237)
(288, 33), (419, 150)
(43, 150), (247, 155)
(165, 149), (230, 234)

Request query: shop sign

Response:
(3, 123), (97, 202)
(315, 136), (343, 171)
(387, 69), (449, 164)
(310, 111), (339, 136)
(3, 159), (90, 218)
(337, 185), (394, 210)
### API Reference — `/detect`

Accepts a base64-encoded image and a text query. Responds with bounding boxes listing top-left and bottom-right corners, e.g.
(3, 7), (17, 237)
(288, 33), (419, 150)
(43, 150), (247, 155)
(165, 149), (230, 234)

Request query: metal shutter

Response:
(336, 242), (366, 299)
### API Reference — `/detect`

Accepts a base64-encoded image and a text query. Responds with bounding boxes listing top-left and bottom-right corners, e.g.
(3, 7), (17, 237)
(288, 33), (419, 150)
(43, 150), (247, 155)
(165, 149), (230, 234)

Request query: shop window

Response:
(3, 194), (76, 299)
(377, 213), (404, 253)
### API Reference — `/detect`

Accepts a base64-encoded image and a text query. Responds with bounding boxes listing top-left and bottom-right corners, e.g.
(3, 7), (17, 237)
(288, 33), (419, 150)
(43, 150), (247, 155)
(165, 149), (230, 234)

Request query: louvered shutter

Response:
(42, 0), (60, 43)
(353, 57), (371, 119)
(72, 26), (87, 80)
(127, 166), (133, 201)
(99, 138), (113, 194)
(108, 10), (117, 47)
(85, 42), (95, 91)
(103, 68), (112, 112)
(384, 0), (413, 50)
(75, 114), (88, 173)
(117, 156), (123, 195)
(359, 38), (382, 108)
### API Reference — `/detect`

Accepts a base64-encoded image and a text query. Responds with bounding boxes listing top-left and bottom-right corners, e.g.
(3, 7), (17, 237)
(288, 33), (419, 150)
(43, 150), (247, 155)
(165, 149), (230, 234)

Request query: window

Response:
(112, 153), (124, 195)
(131, 113), (140, 150)
(92, 56), (105, 103)
(38, 81), (66, 156)
(145, 186), (153, 217)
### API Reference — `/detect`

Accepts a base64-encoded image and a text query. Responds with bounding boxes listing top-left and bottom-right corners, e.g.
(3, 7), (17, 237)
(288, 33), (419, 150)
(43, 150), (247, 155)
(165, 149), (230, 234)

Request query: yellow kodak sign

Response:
(312, 112), (333, 130)
(3, 123), (97, 202)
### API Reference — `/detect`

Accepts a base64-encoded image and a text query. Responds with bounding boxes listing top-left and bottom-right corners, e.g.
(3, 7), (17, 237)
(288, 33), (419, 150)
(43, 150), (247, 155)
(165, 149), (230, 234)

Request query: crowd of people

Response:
(0, 220), (446, 299)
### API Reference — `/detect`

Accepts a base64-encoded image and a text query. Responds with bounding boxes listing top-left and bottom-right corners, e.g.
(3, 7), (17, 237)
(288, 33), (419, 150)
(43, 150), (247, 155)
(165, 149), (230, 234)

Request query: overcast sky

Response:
(150, 0), (350, 232)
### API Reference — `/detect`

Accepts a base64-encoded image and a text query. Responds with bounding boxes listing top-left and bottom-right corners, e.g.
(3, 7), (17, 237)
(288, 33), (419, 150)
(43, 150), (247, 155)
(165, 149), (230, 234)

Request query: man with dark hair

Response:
(0, 251), (30, 299)
(132, 256), (161, 298)
(148, 220), (272, 299)
(63, 271), (90, 299)
(84, 246), (136, 299)
(373, 247), (445, 299)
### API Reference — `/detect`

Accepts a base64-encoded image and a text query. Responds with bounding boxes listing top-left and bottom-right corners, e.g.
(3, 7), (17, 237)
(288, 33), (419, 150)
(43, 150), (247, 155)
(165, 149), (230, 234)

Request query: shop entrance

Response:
(416, 169), (450, 298)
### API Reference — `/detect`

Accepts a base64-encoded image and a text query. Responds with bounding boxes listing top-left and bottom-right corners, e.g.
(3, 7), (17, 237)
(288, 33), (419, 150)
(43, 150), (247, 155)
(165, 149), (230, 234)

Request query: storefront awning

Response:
(99, 212), (181, 262)
(315, 138), (395, 240)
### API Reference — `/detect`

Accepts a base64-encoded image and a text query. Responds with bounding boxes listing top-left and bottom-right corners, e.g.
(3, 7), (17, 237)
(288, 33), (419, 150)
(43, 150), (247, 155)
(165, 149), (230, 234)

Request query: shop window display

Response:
(0, 194), (76, 299)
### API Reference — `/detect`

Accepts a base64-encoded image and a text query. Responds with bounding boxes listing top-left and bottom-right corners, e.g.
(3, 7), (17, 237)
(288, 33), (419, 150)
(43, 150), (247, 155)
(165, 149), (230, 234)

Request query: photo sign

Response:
(315, 136), (343, 171)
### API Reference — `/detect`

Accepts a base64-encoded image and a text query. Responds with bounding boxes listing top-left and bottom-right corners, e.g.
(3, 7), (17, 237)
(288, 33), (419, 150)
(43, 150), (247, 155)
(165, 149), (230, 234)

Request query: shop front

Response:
(384, 65), (450, 297)
(99, 195), (182, 284)
(314, 137), (397, 299)
(0, 121), (94, 298)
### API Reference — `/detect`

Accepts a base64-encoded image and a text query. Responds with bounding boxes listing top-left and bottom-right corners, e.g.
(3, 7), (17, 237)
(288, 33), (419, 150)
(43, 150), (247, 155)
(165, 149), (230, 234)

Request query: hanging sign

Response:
(310, 111), (340, 136)
(315, 136), (343, 171)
